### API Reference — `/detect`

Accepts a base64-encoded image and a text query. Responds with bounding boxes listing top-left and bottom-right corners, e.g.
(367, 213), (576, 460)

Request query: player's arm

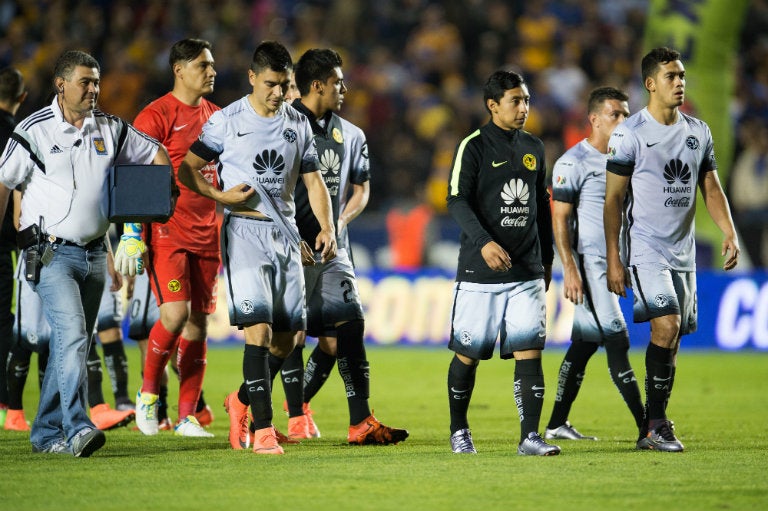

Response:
(105, 235), (122, 292)
(552, 200), (582, 304)
(0, 186), (10, 230)
(338, 181), (369, 234)
(535, 156), (554, 290)
(604, 171), (630, 297)
(177, 150), (255, 207)
(302, 170), (336, 263)
(699, 169), (740, 271)
(447, 136), (510, 272)
(12, 189), (21, 230)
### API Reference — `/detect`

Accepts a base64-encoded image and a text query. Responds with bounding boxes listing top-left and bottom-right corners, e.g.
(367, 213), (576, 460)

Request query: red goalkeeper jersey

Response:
(133, 93), (220, 251)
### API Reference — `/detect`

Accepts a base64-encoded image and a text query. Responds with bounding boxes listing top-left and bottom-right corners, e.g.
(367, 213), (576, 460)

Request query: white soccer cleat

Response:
(174, 416), (215, 438)
(135, 389), (159, 436)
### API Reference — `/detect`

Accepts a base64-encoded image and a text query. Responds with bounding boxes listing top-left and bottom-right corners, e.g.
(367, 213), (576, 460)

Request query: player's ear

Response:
(312, 79), (323, 95)
(645, 76), (655, 93)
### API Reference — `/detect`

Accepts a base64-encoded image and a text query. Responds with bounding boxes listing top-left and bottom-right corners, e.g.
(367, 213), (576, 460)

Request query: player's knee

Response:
(318, 335), (337, 356)
(650, 316), (681, 346)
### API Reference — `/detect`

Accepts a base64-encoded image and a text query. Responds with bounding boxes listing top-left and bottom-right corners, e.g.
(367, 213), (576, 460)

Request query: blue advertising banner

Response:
(198, 269), (768, 351)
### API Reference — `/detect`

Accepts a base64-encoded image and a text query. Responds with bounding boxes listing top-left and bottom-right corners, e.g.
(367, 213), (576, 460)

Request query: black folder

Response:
(108, 164), (174, 223)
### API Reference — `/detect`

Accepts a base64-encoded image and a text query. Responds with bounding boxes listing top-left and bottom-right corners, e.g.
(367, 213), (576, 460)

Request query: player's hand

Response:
(125, 275), (136, 300)
(315, 229), (336, 263)
(300, 240), (315, 266)
(108, 263), (122, 292)
(562, 265), (584, 304)
(722, 235), (740, 271)
(481, 241), (512, 272)
(606, 257), (628, 298)
(114, 233), (146, 277)
(218, 183), (257, 207)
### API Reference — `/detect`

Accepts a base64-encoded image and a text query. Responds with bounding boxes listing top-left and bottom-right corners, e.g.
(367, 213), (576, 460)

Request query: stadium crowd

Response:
(0, 0), (765, 265)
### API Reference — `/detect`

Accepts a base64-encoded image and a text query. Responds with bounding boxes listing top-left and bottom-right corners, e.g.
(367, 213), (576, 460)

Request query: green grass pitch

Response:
(0, 346), (766, 511)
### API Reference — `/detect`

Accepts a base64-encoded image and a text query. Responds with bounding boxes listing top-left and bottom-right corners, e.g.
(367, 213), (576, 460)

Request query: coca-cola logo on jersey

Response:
(665, 196), (691, 208)
(501, 216), (528, 227)
(499, 178), (529, 228)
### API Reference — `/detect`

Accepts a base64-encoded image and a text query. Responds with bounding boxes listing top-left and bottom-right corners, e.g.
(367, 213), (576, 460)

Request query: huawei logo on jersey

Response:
(501, 179), (529, 205)
(253, 149), (285, 175)
(499, 178), (530, 227)
(319, 149), (341, 175)
(663, 158), (691, 185)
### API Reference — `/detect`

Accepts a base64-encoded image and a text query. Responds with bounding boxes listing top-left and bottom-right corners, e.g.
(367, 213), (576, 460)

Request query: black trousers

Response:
(0, 247), (16, 405)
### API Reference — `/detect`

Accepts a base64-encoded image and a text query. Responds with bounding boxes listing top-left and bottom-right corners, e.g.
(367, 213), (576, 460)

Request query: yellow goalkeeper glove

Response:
(114, 223), (146, 276)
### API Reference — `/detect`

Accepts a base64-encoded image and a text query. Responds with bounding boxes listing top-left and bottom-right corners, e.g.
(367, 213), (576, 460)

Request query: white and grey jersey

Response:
(552, 139), (616, 258)
(606, 108), (716, 270)
(0, 97), (160, 244)
(191, 97), (319, 222)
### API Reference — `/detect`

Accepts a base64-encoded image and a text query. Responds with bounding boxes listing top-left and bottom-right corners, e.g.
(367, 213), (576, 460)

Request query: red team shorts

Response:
(147, 244), (220, 314)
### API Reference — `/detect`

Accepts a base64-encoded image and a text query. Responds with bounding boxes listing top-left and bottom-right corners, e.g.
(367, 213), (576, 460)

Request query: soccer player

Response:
(545, 86), (644, 441)
(276, 48), (408, 445)
(129, 39), (220, 438)
(604, 47), (740, 452)
(178, 41), (336, 455)
(0, 67), (26, 428)
(0, 49), (169, 457)
(446, 70), (559, 456)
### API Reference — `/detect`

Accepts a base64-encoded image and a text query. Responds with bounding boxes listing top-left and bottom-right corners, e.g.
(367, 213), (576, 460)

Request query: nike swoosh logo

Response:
(618, 370), (634, 378)
(492, 160), (508, 167)
(282, 369), (301, 375)
(237, 131), (253, 137)
(173, 124), (188, 131)
(646, 141), (661, 147)
(245, 378), (265, 385)
(652, 376), (671, 382)
(531, 385), (545, 391)
(450, 387), (469, 394)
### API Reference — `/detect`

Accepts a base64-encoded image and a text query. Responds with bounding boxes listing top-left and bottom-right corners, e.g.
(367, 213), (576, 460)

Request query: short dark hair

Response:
(483, 70), (525, 113)
(53, 50), (100, 83)
(294, 49), (343, 96)
(169, 38), (212, 69)
(587, 86), (629, 114)
(641, 47), (681, 83)
(0, 67), (24, 103)
(250, 41), (293, 74)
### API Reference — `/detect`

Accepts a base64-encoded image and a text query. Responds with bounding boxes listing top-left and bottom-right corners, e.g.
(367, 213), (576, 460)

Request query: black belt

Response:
(228, 212), (273, 222)
(46, 235), (104, 250)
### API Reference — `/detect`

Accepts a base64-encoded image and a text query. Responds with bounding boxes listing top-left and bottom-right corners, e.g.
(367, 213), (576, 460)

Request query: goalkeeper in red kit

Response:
(115, 39), (220, 437)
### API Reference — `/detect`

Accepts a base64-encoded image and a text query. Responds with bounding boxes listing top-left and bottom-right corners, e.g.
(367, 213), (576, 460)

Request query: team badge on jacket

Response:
(93, 137), (107, 155)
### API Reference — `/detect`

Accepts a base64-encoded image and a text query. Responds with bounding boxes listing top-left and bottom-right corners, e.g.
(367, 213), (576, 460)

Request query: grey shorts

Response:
(449, 279), (546, 360)
(222, 215), (306, 332)
(96, 277), (124, 331)
(304, 247), (363, 337)
(572, 254), (628, 344)
(630, 263), (698, 335)
(127, 271), (160, 341)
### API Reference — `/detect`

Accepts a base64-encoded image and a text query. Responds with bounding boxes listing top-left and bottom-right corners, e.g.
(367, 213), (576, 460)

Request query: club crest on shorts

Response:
(167, 279), (181, 293)
(654, 294), (669, 308)
(459, 330), (472, 346)
(240, 300), (254, 314)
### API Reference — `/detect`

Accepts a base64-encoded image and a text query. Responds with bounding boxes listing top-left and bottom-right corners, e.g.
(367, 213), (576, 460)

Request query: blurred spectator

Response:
(729, 116), (768, 266)
(0, 0), (764, 267)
